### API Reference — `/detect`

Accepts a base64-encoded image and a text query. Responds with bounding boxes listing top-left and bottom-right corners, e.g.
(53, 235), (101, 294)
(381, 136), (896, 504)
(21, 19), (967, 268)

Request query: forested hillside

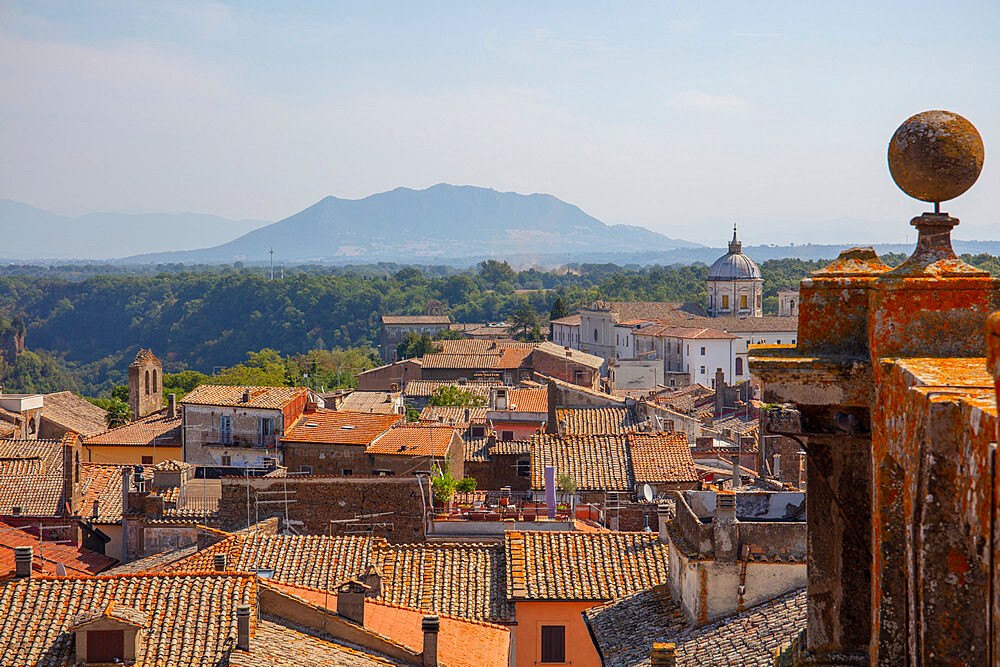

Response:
(2, 253), (997, 397)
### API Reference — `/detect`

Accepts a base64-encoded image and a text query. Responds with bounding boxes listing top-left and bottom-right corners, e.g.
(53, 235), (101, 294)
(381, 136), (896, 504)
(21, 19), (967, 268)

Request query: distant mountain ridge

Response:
(0, 200), (268, 260)
(125, 184), (703, 264)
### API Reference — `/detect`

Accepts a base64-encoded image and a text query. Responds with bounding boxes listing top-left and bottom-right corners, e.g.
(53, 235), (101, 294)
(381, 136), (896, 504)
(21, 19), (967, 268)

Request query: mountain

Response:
(125, 184), (703, 264)
(0, 200), (268, 260)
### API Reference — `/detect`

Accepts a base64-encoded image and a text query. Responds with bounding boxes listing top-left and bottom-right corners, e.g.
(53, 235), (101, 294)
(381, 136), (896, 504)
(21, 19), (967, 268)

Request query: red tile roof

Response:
(84, 409), (182, 447)
(530, 434), (633, 492)
(0, 520), (115, 576)
(634, 324), (740, 340)
(282, 410), (402, 445)
(381, 315), (452, 325)
(0, 438), (69, 516)
(365, 424), (455, 457)
(40, 391), (108, 437)
(181, 385), (308, 409)
(419, 406), (488, 426)
(507, 388), (547, 413)
(627, 432), (699, 484)
(556, 407), (638, 435)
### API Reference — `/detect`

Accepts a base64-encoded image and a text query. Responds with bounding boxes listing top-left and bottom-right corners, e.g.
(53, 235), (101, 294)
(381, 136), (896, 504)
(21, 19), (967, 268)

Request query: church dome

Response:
(707, 226), (761, 280)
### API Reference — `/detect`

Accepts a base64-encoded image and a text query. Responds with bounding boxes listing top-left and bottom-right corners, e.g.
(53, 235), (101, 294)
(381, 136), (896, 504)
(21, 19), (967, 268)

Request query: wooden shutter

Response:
(540, 625), (565, 662)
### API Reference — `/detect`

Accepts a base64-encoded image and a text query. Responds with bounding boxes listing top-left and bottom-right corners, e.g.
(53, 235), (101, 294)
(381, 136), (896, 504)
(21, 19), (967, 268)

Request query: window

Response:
(221, 455), (232, 466)
(75, 452), (80, 483)
(741, 295), (748, 309)
(593, 328), (598, 342)
(669, 379), (675, 386)
(471, 426), (485, 438)
(777, 340), (782, 344)
(736, 357), (744, 375)
(573, 370), (584, 383)
(260, 417), (275, 444)
(219, 416), (232, 444)
(152, 369), (158, 392)
(342, 469), (353, 476)
(141, 456), (153, 465)
(792, 338), (796, 344)
(501, 431), (514, 441)
(700, 366), (706, 374)
(144, 370), (150, 395)
(516, 460), (530, 477)
(300, 465), (313, 474)
(374, 469), (393, 477)
(541, 625), (566, 663)
(722, 295), (729, 309)
(700, 346), (706, 355)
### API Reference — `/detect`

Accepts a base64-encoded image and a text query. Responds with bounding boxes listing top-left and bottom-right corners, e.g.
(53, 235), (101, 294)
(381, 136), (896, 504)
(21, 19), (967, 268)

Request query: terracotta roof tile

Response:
(337, 391), (403, 414)
(39, 391), (108, 437)
(84, 409), (182, 447)
(403, 381), (497, 398)
(0, 519), (116, 576)
(505, 531), (669, 601)
(530, 434), (633, 492)
(282, 410), (402, 445)
(0, 438), (68, 516)
(232, 618), (399, 666)
(556, 407), (638, 435)
(584, 584), (806, 666)
(364, 424), (455, 457)
(81, 463), (154, 524)
(0, 572), (256, 665)
(507, 388), (547, 413)
(182, 385), (308, 409)
(419, 353), (502, 370)
(381, 315), (451, 325)
(532, 341), (604, 369)
(634, 324), (740, 340)
(420, 406), (489, 426)
(549, 315), (581, 326)
(627, 433), (699, 484)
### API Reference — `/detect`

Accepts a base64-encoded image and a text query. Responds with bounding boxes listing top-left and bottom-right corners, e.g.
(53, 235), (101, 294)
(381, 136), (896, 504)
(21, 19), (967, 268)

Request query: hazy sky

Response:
(2, 1), (998, 245)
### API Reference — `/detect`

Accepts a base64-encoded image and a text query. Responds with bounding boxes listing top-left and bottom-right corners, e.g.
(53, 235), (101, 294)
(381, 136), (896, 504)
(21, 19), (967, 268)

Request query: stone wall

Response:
(465, 454), (531, 492)
(217, 476), (429, 543)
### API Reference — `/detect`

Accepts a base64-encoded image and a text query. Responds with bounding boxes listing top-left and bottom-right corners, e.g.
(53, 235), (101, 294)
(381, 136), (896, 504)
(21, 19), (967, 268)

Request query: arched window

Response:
(153, 369), (158, 393)
(594, 329), (599, 342)
(75, 452), (80, 483)
(736, 357), (744, 376)
(145, 370), (150, 395)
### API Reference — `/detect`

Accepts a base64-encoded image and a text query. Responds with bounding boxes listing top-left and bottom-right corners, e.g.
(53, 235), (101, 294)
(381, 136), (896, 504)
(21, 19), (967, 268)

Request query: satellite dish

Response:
(642, 484), (654, 502)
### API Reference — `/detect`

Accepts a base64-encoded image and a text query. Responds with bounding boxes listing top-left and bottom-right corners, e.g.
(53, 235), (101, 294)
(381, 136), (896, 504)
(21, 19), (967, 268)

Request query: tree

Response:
(396, 332), (436, 360)
(111, 384), (129, 402)
(405, 405), (421, 422)
(430, 461), (458, 505)
(557, 473), (578, 503)
(209, 349), (289, 386)
(507, 305), (540, 341)
(105, 399), (131, 428)
(478, 259), (515, 287)
(549, 296), (569, 321)
(428, 385), (487, 407)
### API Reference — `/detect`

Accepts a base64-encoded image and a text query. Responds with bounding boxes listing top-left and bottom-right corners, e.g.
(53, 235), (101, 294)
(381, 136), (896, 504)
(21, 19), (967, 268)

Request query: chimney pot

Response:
(242, 389), (251, 403)
(167, 393), (177, 419)
(650, 642), (677, 667)
(657, 502), (671, 545)
(213, 553), (226, 571)
(236, 604), (251, 652)
(13, 546), (31, 578)
(336, 580), (368, 625)
(92, 499), (100, 519)
(422, 615), (440, 667)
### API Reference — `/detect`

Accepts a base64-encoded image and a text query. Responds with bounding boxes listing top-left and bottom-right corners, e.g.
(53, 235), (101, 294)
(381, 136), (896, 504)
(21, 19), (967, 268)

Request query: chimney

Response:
(695, 436), (713, 451)
(546, 381), (558, 434)
(772, 453), (782, 478)
(242, 389), (251, 403)
(121, 467), (132, 517)
(91, 499), (99, 519)
(713, 491), (739, 563)
(657, 502), (671, 545)
(650, 642), (677, 667)
(213, 553), (226, 571)
(421, 615), (440, 667)
(714, 368), (725, 415)
(608, 505), (619, 531)
(361, 564), (382, 598)
(731, 455), (740, 488)
(390, 382), (399, 392)
(463, 407), (470, 424)
(62, 437), (77, 515)
(236, 604), (251, 652)
(336, 580), (368, 625)
(167, 393), (177, 419)
(13, 546), (31, 578)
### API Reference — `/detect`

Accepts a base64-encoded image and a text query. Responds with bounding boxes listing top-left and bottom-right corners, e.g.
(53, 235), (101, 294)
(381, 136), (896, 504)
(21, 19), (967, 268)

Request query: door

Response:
(87, 630), (124, 662)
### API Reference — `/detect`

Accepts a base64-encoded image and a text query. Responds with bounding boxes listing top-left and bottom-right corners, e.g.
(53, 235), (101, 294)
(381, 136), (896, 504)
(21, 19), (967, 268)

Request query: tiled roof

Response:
(231, 618), (399, 666)
(713, 413), (759, 437)
(556, 407), (638, 435)
(585, 301), (706, 321)
(81, 463), (152, 523)
(0, 572), (257, 665)
(268, 580), (510, 667)
(507, 388), (547, 413)
(130, 348), (161, 367)
(379, 542), (513, 622)
(464, 436), (492, 462)
(633, 324), (740, 340)
(497, 347), (534, 369)
(338, 391), (403, 414)
(419, 353), (502, 370)
(434, 339), (497, 355)
(102, 543), (200, 575)
(420, 405), (489, 425)
(167, 534), (376, 590)
(0, 520), (116, 576)
(584, 584), (807, 666)
(585, 301), (797, 334)
(627, 433), (699, 484)
(40, 391), (108, 437)
(282, 410), (401, 445)
(68, 603), (149, 630)
(381, 315), (451, 325)
(153, 458), (190, 471)
(652, 384), (715, 414)
(533, 341), (604, 369)
(489, 439), (532, 456)
(530, 434), (633, 492)
(365, 424), (455, 457)
(403, 381), (496, 399)
(84, 409), (182, 447)
(0, 438), (67, 516)
(505, 532), (669, 601)
(537, 373), (625, 406)
(181, 385), (308, 409)
(550, 315), (581, 326)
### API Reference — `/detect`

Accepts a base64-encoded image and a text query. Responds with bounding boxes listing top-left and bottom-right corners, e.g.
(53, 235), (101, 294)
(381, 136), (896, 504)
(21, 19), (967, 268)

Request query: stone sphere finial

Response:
(888, 110), (983, 204)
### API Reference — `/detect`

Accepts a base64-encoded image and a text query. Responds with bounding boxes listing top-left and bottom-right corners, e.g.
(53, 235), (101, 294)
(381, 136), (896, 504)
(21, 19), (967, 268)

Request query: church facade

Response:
(705, 226), (763, 318)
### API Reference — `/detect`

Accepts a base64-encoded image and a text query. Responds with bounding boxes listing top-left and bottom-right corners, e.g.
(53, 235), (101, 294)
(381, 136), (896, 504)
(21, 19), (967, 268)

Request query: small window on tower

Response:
(741, 295), (748, 309)
(722, 295), (729, 309)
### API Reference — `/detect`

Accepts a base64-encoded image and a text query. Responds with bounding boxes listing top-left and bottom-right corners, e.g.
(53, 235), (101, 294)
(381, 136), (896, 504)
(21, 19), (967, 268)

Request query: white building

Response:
(550, 314), (581, 348)
(778, 290), (800, 317)
(634, 324), (742, 387)
(706, 226), (763, 318)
